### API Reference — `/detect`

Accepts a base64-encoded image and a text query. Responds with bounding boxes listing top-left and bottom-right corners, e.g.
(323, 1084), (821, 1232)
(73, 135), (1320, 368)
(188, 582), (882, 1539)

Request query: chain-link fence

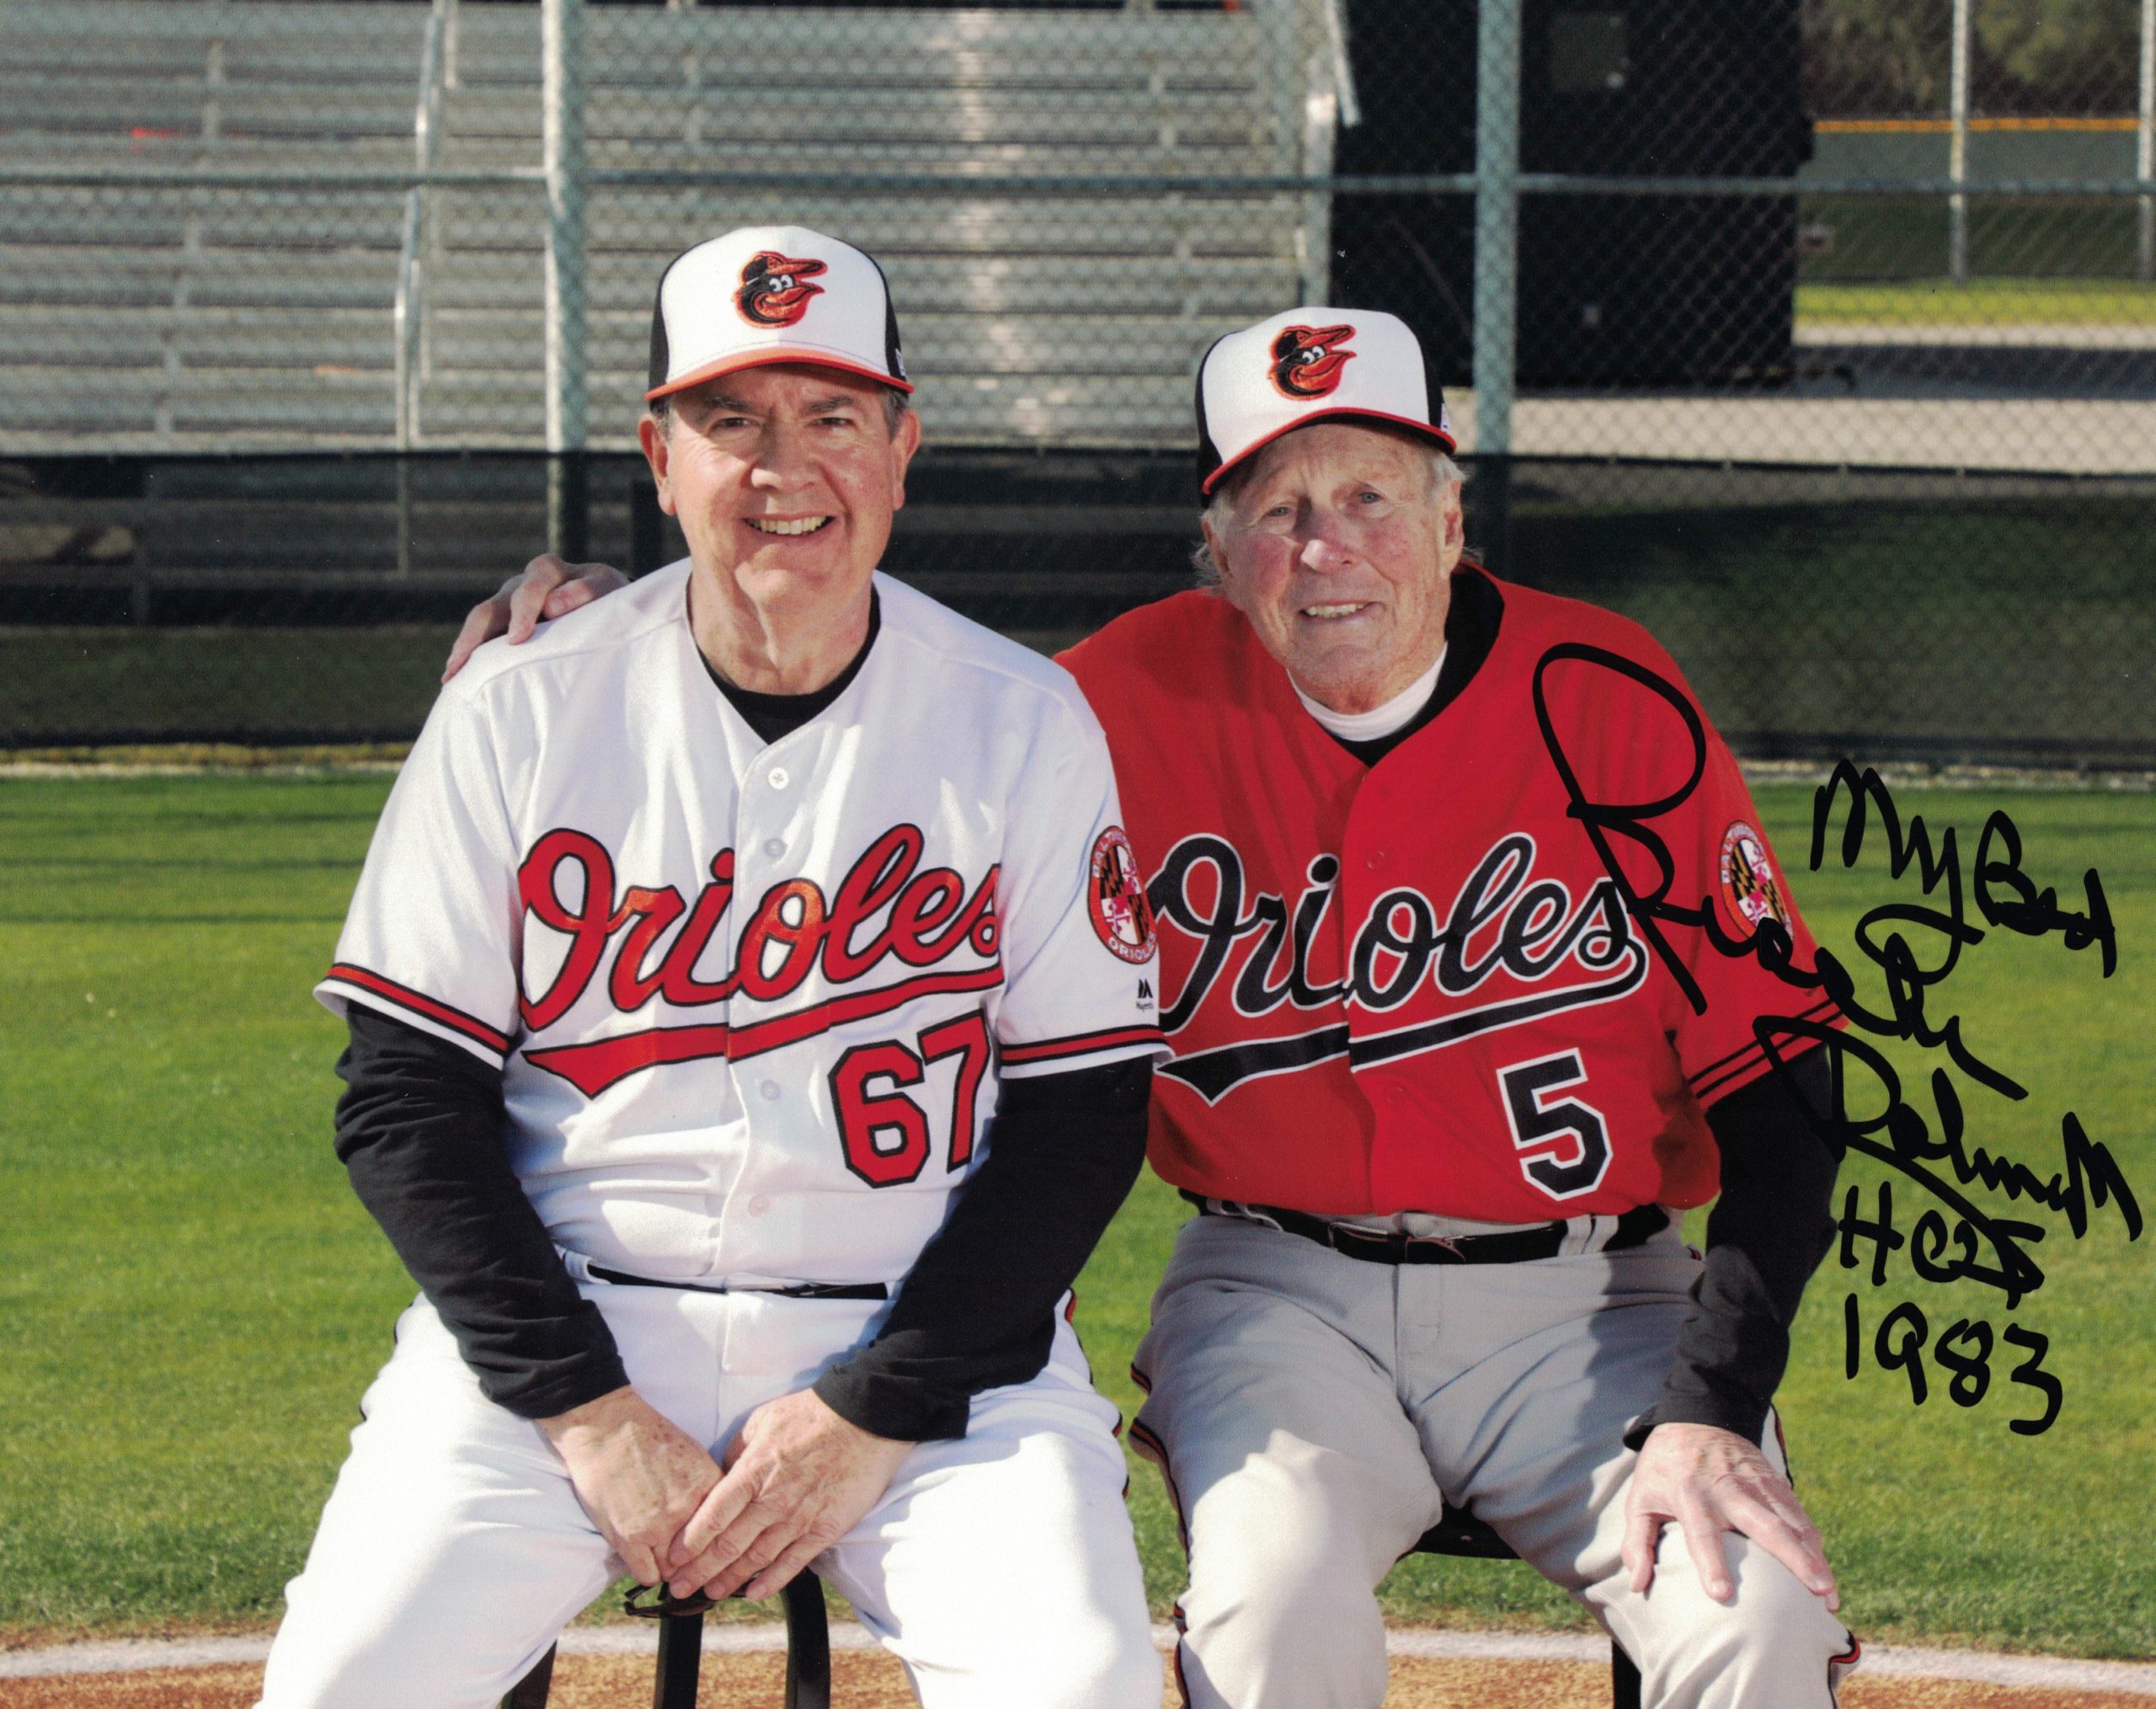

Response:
(3, 0), (2152, 761)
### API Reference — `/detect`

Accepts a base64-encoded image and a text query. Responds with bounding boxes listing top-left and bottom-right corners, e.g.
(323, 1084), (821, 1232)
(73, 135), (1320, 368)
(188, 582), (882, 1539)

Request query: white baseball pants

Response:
(259, 1284), (1157, 1709)
(1130, 1213), (1858, 1709)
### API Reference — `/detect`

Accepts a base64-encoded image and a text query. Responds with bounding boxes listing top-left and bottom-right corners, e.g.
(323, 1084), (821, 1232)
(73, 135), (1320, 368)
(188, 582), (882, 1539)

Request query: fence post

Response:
(1949, 0), (1971, 284)
(543, 0), (589, 558)
(2139, 0), (2153, 281)
(1472, 0), (1522, 563)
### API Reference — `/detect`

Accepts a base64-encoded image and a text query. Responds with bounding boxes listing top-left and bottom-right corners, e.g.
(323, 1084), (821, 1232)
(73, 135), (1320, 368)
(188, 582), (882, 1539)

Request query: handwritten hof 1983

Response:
(1534, 645), (2142, 1442)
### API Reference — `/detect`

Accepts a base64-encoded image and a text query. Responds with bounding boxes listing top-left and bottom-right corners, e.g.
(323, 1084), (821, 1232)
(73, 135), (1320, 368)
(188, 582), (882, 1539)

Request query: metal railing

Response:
(394, 0), (453, 452)
(2143, 0), (2156, 278)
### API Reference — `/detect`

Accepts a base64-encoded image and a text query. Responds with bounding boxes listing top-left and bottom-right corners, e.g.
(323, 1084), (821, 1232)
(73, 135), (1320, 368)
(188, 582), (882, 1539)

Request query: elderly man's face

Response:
(1203, 423), (1463, 713)
(640, 362), (918, 622)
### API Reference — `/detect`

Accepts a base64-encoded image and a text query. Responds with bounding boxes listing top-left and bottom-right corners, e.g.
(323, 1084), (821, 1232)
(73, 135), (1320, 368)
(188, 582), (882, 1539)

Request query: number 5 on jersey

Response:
(1498, 1050), (1611, 1200)
(830, 1011), (994, 1187)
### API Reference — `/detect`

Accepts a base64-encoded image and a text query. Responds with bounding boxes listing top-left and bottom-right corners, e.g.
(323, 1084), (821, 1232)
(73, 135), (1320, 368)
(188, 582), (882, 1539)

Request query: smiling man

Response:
(1061, 308), (1860, 1709)
(462, 304), (1863, 1709)
(259, 228), (1166, 1709)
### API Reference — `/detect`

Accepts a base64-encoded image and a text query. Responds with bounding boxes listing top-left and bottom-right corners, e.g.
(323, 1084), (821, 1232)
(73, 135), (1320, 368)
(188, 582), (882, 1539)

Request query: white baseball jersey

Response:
(317, 563), (1164, 1289)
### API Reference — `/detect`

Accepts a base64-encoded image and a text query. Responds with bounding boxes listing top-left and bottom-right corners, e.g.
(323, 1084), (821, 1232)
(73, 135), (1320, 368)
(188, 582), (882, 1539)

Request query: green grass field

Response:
(0, 773), (2149, 1656)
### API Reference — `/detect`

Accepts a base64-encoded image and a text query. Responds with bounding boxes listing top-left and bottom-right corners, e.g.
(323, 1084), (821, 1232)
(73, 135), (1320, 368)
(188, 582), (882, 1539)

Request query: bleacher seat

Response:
(0, 0), (1343, 455)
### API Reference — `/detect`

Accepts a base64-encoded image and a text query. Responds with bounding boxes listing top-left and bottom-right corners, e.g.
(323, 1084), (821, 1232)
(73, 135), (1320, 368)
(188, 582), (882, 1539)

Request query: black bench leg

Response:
(782, 1569), (832, 1709)
(501, 1573), (826, 1708)
(654, 1605), (706, 1709)
(1612, 1637), (1642, 1709)
(500, 1642), (556, 1709)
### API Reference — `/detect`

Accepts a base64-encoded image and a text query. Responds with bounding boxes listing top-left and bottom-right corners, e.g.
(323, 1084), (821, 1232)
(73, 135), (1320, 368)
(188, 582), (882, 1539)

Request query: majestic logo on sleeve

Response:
(514, 824), (999, 1097)
(1718, 821), (1789, 932)
(1088, 825), (1157, 964)
(1268, 323), (1357, 399)
(1147, 831), (1648, 1103)
(736, 251), (827, 327)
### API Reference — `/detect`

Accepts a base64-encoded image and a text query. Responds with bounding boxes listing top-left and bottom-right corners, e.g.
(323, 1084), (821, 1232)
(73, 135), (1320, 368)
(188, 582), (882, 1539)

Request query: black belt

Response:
(590, 1264), (888, 1301)
(1187, 1194), (1668, 1266)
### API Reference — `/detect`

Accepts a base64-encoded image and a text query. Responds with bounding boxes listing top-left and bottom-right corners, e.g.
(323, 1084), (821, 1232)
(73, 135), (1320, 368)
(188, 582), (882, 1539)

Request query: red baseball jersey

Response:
(1059, 569), (1836, 1221)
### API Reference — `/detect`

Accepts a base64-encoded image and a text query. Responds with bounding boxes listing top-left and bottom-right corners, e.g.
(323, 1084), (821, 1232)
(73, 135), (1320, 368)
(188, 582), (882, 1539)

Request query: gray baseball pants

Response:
(1130, 1212), (1857, 1709)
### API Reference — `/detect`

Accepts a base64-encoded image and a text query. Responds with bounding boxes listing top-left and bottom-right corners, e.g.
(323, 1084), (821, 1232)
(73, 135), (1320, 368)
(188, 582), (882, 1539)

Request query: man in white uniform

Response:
(260, 227), (1166, 1709)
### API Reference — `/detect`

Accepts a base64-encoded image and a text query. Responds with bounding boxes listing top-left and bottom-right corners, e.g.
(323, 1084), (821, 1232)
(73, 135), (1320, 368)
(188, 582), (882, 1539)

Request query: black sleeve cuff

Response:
(813, 1363), (972, 1444)
(1625, 1381), (1773, 1452)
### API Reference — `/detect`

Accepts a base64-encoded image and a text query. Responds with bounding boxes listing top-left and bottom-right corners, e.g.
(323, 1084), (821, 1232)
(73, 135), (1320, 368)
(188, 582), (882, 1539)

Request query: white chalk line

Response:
(5, 1626), (2154, 1694)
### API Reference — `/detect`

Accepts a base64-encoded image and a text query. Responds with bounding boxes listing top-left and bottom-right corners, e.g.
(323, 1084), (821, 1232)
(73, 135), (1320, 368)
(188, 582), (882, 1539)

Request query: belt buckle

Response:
(1404, 1232), (1467, 1263)
(1331, 1223), (1409, 1263)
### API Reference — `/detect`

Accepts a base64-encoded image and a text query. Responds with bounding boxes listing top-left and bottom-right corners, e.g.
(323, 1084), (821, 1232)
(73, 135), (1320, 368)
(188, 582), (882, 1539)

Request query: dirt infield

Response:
(7, 1651), (2154, 1708)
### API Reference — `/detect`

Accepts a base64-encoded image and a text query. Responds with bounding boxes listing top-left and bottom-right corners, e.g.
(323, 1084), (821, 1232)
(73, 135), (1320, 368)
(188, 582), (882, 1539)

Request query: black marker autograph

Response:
(1532, 643), (2143, 1435)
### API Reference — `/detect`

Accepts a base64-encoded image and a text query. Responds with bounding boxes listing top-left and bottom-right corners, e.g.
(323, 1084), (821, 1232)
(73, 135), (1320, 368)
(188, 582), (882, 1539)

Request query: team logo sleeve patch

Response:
(1087, 825), (1158, 964)
(1718, 821), (1790, 933)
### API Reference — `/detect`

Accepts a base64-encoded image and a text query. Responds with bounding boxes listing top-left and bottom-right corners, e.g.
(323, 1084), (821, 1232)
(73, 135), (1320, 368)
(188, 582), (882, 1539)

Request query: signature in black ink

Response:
(1531, 644), (2142, 1434)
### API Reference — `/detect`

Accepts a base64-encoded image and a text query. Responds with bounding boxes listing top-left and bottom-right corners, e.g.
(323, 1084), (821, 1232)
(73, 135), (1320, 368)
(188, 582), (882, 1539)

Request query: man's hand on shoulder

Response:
(1623, 1420), (1838, 1610)
(443, 553), (629, 681)
(537, 1385), (722, 1588)
(666, 1387), (913, 1603)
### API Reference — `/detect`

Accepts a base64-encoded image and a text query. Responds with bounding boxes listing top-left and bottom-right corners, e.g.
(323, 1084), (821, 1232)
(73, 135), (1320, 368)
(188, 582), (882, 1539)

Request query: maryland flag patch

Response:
(1718, 821), (1790, 933)
(1088, 825), (1157, 964)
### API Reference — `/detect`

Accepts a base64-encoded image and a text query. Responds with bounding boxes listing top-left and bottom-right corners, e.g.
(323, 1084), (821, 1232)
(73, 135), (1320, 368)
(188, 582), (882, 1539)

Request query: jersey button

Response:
(760, 1080), (781, 1101)
(1367, 850), (1388, 870)
(767, 766), (792, 790)
(763, 837), (785, 859)
(747, 1195), (771, 1217)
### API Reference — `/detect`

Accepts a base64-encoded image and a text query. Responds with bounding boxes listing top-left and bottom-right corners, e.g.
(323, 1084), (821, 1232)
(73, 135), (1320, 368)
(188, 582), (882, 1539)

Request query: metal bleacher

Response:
(0, 0), (1348, 457)
(0, 3), (430, 450)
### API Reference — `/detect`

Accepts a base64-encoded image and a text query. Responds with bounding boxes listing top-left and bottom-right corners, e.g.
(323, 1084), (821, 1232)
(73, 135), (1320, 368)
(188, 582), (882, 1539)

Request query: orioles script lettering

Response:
(1149, 831), (1647, 1103)
(515, 823), (1001, 1096)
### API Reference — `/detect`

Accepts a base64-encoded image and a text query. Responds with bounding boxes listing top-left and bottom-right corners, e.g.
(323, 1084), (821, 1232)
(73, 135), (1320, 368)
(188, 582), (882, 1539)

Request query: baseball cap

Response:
(646, 225), (912, 403)
(1194, 307), (1454, 495)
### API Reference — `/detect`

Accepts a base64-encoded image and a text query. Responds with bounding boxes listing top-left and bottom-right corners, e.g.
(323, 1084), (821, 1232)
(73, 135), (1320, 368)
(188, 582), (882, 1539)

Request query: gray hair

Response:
(648, 387), (911, 437)
(1191, 446), (1465, 587)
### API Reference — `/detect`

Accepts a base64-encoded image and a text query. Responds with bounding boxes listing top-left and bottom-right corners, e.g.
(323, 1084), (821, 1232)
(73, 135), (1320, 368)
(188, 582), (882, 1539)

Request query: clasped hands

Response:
(537, 1384), (913, 1604)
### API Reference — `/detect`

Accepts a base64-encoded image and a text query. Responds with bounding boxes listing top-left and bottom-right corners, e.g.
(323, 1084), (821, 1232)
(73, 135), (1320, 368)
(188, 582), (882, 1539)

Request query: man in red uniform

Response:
(460, 306), (1858, 1708)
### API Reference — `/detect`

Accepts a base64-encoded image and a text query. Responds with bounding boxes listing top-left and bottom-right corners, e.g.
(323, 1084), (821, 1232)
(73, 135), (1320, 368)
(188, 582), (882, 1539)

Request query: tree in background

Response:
(1804, 0), (1951, 115)
(1801, 0), (2138, 115)
(1974, 0), (2141, 114)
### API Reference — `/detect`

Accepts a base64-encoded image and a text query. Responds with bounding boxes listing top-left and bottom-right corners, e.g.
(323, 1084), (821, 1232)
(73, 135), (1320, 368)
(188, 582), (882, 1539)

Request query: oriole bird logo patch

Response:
(1268, 323), (1356, 399)
(736, 252), (827, 327)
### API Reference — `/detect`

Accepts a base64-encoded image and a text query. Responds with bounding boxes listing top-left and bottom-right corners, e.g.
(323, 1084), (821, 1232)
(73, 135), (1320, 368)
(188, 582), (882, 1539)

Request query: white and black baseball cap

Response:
(646, 224), (911, 403)
(1194, 307), (1454, 494)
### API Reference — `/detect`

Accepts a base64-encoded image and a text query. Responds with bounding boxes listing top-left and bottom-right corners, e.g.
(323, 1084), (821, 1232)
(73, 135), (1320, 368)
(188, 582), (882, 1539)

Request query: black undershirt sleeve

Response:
(334, 1005), (629, 1420)
(814, 1056), (1154, 1443)
(1624, 1046), (1845, 1450)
